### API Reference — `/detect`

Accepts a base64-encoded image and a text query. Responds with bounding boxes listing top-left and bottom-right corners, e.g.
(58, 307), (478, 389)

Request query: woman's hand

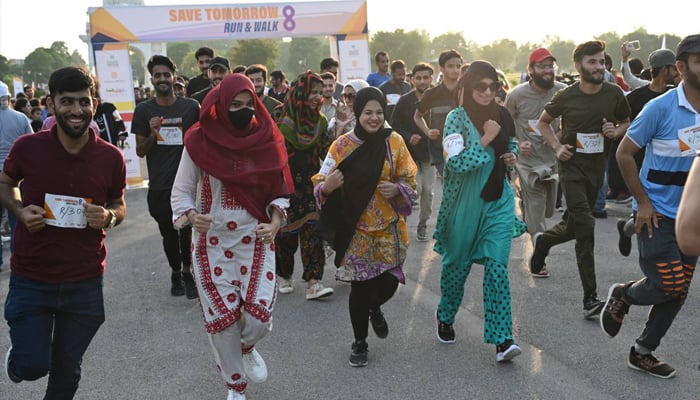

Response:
(322, 169), (344, 196)
(190, 213), (214, 233)
(256, 220), (281, 244)
(500, 152), (517, 167)
(377, 180), (399, 199)
(481, 120), (501, 147)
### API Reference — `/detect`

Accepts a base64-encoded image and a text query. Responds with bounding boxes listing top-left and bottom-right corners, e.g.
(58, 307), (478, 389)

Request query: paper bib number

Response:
(678, 124), (700, 156)
(576, 132), (604, 154)
(157, 126), (183, 145)
(527, 120), (542, 136)
(44, 194), (90, 229)
(319, 153), (337, 176)
(443, 133), (465, 160)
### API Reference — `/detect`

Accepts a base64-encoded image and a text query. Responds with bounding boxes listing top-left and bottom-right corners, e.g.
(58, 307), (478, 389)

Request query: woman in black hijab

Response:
(313, 87), (417, 367)
(433, 61), (526, 362)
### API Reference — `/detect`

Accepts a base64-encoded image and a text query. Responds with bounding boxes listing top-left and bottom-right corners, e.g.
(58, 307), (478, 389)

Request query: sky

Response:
(1, 0), (697, 61)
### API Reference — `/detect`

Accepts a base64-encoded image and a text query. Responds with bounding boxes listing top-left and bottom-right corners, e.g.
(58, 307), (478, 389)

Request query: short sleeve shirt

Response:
(131, 97), (200, 190)
(626, 84), (700, 218)
(3, 127), (126, 283)
(544, 81), (630, 181)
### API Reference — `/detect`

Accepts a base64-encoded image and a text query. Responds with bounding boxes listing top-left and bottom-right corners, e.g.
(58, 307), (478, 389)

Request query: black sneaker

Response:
(628, 346), (676, 379)
(182, 271), (199, 299)
(369, 308), (388, 339)
(617, 220), (632, 257)
(436, 313), (456, 344)
(529, 233), (547, 275)
(349, 340), (368, 367)
(583, 296), (604, 320)
(600, 283), (629, 338)
(5, 346), (22, 383)
(171, 272), (185, 297)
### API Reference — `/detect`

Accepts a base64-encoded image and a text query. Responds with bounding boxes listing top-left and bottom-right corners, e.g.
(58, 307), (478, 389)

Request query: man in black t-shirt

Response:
(133, 55), (200, 299)
(186, 47), (214, 97)
(414, 50), (463, 176)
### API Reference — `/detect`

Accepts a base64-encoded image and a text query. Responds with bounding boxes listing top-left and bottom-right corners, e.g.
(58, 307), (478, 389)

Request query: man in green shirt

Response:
(531, 40), (631, 319)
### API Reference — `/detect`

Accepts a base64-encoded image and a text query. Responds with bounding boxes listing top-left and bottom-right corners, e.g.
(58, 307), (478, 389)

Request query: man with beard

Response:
(186, 46), (214, 97)
(379, 59), (412, 122)
(191, 56), (231, 104)
(391, 62), (435, 242)
(2, 67), (126, 398)
(245, 64), (281, 115)
(614, 49), (680, 256)
(319, 71), (338, 121)
(505, 48), (567, 269)
(530, 40), (631, 319)
(133, 55), (200, 299)
(599, 34), (700, 379)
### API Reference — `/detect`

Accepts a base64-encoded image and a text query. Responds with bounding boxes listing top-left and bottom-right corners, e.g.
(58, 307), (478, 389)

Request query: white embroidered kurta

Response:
(172, 149), (288, 334)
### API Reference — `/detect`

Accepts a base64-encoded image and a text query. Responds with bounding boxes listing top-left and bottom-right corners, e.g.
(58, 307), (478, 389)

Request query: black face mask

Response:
(228, 108), (255, 129)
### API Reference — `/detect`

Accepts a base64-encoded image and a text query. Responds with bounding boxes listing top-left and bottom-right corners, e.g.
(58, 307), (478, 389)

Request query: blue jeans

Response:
(4, 274), (105, 400)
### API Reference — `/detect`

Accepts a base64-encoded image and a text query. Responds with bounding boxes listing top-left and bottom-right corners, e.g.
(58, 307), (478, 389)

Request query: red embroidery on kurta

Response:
(214, 266), (223, 276)
(227, 221), (238, 230)
(225, 250), (234, 259)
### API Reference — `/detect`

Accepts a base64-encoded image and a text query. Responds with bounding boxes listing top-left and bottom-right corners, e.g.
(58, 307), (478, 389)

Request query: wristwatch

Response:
(105, 209), (118, 230)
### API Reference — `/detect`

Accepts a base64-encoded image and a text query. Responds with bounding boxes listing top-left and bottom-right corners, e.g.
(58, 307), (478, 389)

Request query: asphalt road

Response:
(1, 183), (699, 400)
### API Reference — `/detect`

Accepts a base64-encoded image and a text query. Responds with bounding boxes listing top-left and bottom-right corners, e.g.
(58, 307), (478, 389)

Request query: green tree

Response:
(478, 39), (517, 72)
(285, 37), (326, 76)
(228, 39), (279, 71)
(167, 42), (192, 71)
(430, 32), (475, 64)
(369, 29), (430, 72)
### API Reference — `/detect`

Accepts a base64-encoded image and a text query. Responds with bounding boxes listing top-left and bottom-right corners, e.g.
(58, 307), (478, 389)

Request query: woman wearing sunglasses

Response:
(329, 79), (369, 137)
(433, 61), (526, 363)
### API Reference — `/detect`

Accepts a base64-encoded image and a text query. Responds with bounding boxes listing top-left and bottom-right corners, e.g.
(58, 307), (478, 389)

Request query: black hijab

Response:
(318, 87), (391, 267)
(457, 61), (514, 202)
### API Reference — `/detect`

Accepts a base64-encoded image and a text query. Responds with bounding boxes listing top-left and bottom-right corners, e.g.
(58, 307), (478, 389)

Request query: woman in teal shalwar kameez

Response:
(433, 61), (526, 363)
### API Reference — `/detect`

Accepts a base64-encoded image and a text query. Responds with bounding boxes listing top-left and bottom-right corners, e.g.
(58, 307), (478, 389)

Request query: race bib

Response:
(443, 133), (465, 160)
(43, 194), (90, 229)
(319, 153), (337, 176)
(576, 132), (604, 154)
(157, 126), (183, 145)
(677, 123), (700, 156)
(527, 120), (542, 136)
(386, 94), (401, 106)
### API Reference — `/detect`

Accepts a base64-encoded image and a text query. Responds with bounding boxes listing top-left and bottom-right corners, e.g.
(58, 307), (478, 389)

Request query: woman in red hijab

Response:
(171, 73), (293, 400)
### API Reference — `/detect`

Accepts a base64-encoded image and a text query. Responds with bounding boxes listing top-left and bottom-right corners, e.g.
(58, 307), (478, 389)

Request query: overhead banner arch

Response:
(88, 0), (369, 184)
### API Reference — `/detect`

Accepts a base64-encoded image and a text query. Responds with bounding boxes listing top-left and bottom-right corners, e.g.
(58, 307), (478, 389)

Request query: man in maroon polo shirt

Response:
(1, 66), (126, 399)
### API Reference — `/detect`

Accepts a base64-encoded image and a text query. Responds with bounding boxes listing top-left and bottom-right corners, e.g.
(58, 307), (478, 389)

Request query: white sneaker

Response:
(496, 343), (522, 363)
(227, 390), (246, 400)
(278, 277), (294, 294)
(242, 348), (268, 383)
(305, 282), (334, 300)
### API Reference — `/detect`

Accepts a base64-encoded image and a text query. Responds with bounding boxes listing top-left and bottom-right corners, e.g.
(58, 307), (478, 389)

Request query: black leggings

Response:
(349, 272), (399, 341)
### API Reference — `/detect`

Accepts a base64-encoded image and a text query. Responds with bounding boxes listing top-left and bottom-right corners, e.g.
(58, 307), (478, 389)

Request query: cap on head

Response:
(0, 82), (9, 97)
(209, 56), (231, 71)
(649, 49), (676, 68)
(529, 48), (556, 65)
(676, 34), (700, 60)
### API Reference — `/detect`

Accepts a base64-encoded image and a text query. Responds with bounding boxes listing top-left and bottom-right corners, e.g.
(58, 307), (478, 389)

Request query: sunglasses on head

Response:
(473, 81), (501, 93)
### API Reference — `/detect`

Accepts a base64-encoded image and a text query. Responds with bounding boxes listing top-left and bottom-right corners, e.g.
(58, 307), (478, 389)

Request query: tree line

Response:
(0, 27), (683, 93)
